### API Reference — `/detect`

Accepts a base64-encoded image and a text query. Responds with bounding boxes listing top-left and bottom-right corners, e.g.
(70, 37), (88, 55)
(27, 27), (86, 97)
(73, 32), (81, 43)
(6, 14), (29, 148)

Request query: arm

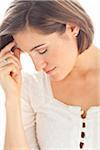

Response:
(4, 98), (29, 150)
(0, 43), (39, 149)
(20, 73), (40, 150)
(4, 73), (40, 150)
(0, 44), (29, 149)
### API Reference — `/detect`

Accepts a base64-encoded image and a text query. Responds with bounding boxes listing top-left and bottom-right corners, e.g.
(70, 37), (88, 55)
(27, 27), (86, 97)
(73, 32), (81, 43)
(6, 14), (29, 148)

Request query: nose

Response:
(31, 53), (47, 71)
(35, 62), (47, 71)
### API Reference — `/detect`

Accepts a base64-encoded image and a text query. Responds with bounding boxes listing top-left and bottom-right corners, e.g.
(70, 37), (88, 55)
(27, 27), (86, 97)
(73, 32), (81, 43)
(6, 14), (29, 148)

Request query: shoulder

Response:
(87, 46), (100, 93)
(86, 45), (100, 71)
(92, 46), (100, 71)
(86, 46), (100, 76)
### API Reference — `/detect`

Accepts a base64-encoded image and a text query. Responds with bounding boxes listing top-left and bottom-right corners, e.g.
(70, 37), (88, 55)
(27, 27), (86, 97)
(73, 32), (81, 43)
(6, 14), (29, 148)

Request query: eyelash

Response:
(38, 49), (47, 55)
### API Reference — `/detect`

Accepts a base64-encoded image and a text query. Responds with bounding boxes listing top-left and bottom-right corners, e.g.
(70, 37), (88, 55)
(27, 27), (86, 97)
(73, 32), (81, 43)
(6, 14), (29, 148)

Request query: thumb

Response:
(14, 48), (21, 60)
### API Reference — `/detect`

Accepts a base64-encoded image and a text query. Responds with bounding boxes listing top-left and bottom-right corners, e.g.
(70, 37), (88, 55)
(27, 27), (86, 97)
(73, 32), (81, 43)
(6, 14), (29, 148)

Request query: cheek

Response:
(48, 49), (61, 61)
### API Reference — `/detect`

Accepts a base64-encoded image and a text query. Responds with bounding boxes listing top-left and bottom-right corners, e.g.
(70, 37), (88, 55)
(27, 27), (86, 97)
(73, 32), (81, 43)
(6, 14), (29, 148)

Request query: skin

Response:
(0, 42), (22, 97)
(0, 24), (99, 150)
(13, 24), (100, 111)
(13, 24), (79, 81)
(0, 21), (99, 149)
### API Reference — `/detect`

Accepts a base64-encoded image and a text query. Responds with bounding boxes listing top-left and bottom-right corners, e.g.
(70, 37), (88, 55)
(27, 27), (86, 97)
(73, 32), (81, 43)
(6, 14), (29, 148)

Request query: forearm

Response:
(4, 97), (29, 150)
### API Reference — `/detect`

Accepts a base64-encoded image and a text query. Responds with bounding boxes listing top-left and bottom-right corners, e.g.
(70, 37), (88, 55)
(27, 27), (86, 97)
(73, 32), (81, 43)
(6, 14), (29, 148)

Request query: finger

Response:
(0, 58), (21, 70)
(11, 48), (22, 68)
(0, 52), (22, 68)
(0, 63), (19, 77)
(14, 48), (21, 60)
(0, 42), (15, 57)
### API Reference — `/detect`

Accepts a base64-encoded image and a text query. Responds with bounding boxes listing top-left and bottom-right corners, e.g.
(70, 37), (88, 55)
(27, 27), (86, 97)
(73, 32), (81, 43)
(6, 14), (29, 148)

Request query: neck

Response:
(74, 44), (98, 73)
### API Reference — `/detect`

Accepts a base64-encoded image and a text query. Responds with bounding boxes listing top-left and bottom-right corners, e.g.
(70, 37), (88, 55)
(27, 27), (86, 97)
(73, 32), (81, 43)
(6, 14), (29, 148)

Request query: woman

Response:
(0, 0), (100, 149)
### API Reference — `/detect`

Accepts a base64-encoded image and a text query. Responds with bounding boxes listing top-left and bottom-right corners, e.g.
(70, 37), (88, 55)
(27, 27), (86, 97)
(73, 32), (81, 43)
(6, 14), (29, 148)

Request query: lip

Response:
(46, 67), (56, 74)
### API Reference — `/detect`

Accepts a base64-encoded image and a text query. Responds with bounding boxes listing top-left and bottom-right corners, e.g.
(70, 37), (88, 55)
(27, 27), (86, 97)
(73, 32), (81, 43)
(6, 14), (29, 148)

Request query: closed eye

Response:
(38, 49), (47, 55)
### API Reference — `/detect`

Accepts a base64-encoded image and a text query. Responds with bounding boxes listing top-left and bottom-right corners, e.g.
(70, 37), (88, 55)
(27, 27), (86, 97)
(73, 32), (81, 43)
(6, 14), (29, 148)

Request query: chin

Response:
(49, 73), (68, 82)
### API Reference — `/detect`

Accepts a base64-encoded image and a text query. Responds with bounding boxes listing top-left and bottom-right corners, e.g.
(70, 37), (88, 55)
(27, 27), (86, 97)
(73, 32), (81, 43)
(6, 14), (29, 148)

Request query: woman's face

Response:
(14, 25), (79, 81)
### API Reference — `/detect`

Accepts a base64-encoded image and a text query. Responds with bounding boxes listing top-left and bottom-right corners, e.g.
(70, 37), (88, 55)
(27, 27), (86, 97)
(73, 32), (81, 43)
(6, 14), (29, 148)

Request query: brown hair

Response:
(0, 0), (94, 54)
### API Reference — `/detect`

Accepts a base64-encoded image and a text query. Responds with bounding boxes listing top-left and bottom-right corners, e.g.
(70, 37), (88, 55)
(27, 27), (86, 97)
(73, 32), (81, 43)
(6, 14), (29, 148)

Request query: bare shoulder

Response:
(95, 47), (100, 69)
(86, 45), (100, 83)
(91, 45), (100, 69)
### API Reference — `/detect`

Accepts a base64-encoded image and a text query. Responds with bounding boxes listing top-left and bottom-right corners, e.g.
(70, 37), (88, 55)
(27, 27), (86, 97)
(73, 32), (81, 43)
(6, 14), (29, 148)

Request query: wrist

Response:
(5, 96), (21, 109)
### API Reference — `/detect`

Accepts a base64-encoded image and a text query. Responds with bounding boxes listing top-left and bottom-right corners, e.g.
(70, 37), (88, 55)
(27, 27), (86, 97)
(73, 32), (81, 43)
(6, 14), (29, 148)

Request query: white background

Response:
(0, 1), (100, 149)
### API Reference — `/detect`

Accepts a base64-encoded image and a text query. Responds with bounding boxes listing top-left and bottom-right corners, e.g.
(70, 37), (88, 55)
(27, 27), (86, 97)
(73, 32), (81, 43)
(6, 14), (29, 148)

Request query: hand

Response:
(0, 41), (22, 99)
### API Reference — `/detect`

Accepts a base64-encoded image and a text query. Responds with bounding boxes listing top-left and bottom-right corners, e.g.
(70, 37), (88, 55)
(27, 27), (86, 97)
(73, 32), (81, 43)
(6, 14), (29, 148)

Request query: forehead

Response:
(13, 27), (60, 52)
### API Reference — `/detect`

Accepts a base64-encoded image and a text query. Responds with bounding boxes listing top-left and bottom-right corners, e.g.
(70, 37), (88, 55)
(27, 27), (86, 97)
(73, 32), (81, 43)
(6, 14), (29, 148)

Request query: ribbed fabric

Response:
(21, 71), (100, 150)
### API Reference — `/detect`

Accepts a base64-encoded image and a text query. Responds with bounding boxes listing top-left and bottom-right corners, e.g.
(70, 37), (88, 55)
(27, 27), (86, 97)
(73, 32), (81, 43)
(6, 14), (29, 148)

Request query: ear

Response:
(66, 22), (80, 37)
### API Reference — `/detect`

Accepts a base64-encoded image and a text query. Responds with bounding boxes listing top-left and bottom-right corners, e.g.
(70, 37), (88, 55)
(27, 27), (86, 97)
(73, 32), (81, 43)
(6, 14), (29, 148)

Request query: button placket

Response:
(79, 109), (87, 149)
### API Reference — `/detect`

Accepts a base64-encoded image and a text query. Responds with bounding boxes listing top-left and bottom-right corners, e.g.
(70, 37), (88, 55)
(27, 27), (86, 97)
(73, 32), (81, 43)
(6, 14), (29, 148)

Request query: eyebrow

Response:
(30, 44), (45, 51)
(17, 43), (45, 53)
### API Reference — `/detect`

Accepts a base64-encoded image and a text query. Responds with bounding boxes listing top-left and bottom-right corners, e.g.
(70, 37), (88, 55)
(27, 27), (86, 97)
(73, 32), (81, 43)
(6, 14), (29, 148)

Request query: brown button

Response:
(80, 142), (84, 148)
(81, 132), (85, 138)
(81, 111), (87, 119)
(82, 122), (86, 128)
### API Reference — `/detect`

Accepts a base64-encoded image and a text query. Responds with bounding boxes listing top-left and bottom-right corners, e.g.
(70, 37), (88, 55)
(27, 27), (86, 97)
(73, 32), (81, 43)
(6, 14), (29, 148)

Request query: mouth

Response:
(46, 67), (56, 74)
